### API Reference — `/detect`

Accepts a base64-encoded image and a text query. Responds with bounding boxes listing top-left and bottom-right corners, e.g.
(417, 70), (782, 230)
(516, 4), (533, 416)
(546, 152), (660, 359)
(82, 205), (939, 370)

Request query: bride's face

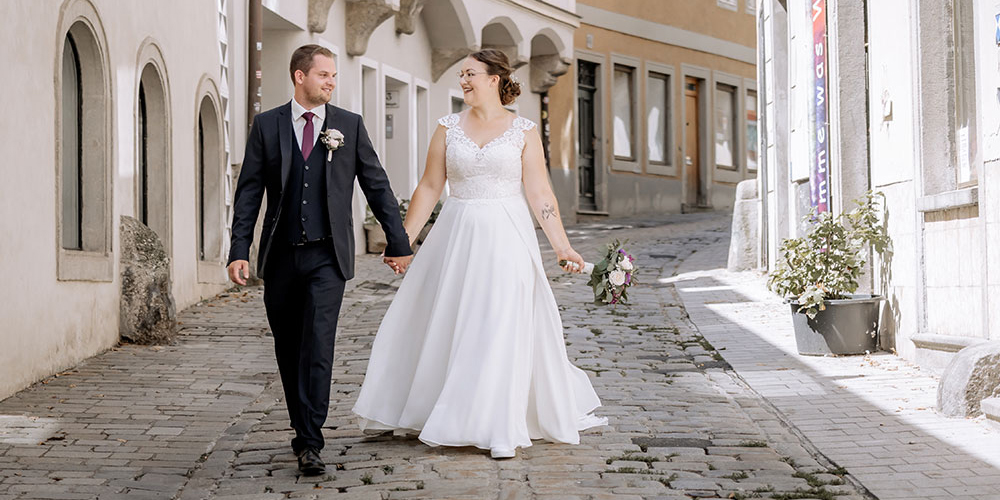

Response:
(459, 58), (499, 107)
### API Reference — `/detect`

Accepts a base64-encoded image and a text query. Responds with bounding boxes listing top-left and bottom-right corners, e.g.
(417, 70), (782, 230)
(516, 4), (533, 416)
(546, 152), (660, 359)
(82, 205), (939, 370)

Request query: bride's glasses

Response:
(457, 70), (487, 81)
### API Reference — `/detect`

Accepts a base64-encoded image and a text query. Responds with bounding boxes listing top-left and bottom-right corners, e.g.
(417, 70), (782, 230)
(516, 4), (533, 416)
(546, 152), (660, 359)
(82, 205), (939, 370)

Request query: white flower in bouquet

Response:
(619, 259), (634, 272)
(608, 269), (627, 287)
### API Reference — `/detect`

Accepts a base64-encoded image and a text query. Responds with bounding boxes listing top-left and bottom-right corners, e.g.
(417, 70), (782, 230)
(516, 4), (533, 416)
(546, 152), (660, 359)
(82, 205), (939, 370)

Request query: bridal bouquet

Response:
(560, 240), (637, 305)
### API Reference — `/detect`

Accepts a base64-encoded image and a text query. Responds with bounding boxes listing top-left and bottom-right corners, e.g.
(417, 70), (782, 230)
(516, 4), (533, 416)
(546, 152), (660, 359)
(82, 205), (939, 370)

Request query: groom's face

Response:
(296, 55), (337, 106)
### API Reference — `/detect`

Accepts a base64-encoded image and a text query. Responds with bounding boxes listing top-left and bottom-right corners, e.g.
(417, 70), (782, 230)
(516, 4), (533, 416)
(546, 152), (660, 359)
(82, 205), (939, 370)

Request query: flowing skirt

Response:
(352, 195), (606, 452)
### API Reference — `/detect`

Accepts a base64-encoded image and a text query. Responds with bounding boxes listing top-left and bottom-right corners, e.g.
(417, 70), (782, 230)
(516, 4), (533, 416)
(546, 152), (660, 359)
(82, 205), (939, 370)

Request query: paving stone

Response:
(0, 213), (884, 500)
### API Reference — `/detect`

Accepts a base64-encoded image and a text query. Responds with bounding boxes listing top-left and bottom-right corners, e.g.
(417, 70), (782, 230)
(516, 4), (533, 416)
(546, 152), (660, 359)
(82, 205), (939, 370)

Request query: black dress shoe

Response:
(297, 447), (326, 476)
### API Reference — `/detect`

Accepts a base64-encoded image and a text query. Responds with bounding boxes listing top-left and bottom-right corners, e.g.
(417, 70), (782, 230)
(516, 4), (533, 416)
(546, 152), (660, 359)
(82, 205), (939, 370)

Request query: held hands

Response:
(228, 260), (251, 286)
(383, 254), (413, 275)
(556, 247), (585, 274)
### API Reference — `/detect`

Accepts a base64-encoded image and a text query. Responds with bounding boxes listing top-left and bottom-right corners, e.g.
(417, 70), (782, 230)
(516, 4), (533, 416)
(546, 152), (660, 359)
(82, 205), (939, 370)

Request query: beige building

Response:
(546, 0), (758, 221)
(0, 0), (578, 401)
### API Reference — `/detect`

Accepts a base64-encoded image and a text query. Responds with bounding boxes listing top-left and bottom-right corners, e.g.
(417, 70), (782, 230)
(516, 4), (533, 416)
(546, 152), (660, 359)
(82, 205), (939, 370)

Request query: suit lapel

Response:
(278, 102), (293, 189)
(323, 104), (339, 169)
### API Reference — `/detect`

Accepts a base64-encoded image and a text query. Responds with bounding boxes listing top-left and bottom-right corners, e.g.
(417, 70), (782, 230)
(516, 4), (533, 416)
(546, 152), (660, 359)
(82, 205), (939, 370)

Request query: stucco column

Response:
(827, 0), (873, 293)
(827, 0), (870, 214)
(760, 0), (790, 270)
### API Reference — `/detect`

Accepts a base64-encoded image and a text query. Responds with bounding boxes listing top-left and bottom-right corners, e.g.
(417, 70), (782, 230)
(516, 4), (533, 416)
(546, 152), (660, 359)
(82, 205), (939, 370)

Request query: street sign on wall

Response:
(811, 0), (831, 213)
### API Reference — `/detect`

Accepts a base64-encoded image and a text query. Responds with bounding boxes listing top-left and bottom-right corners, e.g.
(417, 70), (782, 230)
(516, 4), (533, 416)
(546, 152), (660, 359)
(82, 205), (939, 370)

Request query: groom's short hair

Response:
(289, 44), (335, 83)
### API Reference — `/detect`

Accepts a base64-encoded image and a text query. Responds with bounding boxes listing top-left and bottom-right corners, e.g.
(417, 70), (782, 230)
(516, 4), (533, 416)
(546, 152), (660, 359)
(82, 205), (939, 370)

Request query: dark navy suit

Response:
(228, 101), (411, 452)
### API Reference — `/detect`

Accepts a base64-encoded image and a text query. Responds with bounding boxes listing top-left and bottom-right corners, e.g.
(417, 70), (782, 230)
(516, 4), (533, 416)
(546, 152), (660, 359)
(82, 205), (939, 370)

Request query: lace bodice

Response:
(438, 113), (536, 200)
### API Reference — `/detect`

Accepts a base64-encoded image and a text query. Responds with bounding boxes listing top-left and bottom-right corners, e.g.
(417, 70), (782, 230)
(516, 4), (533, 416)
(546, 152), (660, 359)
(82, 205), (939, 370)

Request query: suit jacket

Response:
(228, 101), (412, 280)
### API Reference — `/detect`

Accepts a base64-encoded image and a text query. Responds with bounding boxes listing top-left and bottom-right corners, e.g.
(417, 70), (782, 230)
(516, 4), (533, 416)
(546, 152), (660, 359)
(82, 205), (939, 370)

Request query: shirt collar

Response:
(291, 99), (326, 122)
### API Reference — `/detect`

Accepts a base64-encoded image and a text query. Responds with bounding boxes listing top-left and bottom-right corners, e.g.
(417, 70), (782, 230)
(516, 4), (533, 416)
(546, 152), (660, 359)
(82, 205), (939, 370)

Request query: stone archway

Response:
(421, 0), (479, 81)
(529, 29), (571, 94)
(482, 16), (526, 69)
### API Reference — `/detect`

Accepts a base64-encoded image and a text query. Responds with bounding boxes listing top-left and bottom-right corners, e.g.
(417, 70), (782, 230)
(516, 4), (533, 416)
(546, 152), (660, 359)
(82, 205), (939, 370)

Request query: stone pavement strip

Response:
(0, 211), (885, 500)
(674, 232), (1000, 500)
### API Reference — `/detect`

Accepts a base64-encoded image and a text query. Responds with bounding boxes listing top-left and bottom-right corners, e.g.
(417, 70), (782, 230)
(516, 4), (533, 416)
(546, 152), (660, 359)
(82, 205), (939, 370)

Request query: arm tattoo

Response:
(541, 203), (557, 220)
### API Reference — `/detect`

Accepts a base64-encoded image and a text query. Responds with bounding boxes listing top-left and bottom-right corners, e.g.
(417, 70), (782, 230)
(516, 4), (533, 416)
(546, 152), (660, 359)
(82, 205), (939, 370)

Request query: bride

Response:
(352, 49), (606, 459)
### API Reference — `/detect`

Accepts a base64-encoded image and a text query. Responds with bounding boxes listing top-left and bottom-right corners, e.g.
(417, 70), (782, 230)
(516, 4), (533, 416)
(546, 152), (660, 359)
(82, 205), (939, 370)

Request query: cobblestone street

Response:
(0, 212), (965, 499)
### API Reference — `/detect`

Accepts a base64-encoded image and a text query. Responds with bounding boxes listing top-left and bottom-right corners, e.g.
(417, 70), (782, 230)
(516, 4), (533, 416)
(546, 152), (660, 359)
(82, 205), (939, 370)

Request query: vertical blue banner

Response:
(811, 0), (830, 213)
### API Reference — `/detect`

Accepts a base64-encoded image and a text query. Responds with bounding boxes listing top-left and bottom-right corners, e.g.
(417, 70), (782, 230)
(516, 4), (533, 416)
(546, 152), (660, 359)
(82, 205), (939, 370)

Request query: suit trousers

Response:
(262, 240), (346, 453)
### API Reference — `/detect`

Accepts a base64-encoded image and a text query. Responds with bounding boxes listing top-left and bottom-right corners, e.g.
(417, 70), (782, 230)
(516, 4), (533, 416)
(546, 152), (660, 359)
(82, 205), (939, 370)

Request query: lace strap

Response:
(513, 116), (537, 132)
(437, 113), (460, 128)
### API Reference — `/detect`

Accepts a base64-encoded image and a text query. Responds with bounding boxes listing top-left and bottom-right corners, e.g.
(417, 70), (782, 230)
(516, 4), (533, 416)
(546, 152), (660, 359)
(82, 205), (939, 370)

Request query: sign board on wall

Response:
(811, 0), (831, 213)
(385, 90), (400, 109)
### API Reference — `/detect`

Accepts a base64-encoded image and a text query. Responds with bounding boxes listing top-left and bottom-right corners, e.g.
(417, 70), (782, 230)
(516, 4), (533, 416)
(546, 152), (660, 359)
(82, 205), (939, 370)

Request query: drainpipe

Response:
(756, 2), (769, 270)
(248, 0), (262, 128)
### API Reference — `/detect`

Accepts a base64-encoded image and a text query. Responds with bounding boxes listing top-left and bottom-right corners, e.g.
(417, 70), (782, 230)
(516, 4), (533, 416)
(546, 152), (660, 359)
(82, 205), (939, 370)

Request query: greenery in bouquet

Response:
(587, 239), (636, 306)
(766, 190), (891, 319)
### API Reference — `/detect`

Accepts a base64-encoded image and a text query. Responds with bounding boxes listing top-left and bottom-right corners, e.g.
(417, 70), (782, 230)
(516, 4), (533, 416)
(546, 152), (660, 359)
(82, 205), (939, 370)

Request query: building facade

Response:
(757, 0), (1000, 370)
(0, 0), (578, 401)
(546, 0), (758, 223)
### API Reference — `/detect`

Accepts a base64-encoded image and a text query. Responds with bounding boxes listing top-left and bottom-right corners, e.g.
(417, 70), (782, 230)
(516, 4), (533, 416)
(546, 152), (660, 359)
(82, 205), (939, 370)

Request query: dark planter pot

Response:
(789, 295), (883, 355)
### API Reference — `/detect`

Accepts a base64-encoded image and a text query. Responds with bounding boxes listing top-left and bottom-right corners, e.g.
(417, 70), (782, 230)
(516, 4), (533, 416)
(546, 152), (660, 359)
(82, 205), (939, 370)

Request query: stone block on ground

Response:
(937, 341), (1000, 417)
(119, 215), (176, 345)
(727, 179), (758, 271)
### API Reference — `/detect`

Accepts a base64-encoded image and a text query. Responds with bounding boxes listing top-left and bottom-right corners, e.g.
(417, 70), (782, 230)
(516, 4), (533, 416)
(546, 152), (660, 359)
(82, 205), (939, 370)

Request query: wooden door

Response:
(684, 77), (701, 208)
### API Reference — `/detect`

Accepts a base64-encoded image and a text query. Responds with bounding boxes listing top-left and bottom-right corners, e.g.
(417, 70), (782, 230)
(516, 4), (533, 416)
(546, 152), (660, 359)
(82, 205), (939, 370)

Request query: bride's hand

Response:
(556, 248), (585, 273)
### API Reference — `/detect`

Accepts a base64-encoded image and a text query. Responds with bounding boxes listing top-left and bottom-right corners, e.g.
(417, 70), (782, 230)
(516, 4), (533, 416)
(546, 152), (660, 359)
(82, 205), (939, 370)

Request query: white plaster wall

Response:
(864, 0), (922, 355)
(866, 1), (916, 189)
(0, 0), (229, 401)
(975, 0), (1000, 341)
(0, 0), (578, 400)
(250, 0), (575, 256)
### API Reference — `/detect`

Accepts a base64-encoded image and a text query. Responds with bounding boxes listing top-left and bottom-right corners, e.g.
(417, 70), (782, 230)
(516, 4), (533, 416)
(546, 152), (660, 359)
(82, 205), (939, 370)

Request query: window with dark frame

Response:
(198, 113), (206, 261)
(746, 90), (758, 173)
(647, 72), (670, 166)
(61, 34), (83, 251)
(138, 83), (149, 226)
(714, 82), (738, 170)
(953, 0), (978, 186)
(613, 64), (635, 161)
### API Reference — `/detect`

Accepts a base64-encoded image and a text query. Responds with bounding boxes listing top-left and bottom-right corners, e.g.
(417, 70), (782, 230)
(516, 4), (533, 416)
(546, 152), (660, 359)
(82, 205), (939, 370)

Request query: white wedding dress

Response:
(352, 113), (606, 456)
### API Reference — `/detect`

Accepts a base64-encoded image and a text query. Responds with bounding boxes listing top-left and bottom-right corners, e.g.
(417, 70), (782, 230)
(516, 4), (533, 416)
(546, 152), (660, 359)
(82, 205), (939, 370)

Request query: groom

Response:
(227, 44), (413, 476)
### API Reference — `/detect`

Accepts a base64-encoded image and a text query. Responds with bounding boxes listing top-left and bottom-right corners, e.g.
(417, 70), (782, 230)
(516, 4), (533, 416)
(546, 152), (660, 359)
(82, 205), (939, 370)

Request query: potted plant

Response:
(767, 191), (892, 355)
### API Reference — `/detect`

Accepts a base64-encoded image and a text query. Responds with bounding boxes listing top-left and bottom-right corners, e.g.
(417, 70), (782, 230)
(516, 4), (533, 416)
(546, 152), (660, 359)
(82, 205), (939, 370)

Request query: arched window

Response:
(57, 15), (112, 281)
(197, 95), (223, 265)
(61, 34), (82, 250)
(135, 60), (170, 251)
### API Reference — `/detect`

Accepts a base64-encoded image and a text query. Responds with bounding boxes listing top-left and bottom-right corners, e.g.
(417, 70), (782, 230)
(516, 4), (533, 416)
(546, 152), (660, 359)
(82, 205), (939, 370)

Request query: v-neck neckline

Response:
(455, 115), (516, 151)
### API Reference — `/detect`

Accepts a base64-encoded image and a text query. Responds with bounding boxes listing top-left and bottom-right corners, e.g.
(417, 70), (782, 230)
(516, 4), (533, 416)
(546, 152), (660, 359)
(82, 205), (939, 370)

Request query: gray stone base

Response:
(912, 333), (987, 374)
(937, 340), (1000, 417)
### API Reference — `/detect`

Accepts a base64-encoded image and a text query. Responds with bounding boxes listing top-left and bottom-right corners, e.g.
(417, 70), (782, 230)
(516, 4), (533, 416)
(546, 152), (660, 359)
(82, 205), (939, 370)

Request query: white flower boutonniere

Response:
(320, 128), (345, 161)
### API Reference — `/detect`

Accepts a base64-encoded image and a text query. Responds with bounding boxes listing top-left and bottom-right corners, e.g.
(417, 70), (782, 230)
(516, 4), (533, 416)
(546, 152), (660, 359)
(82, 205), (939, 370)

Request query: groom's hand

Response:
(228, 260), (250, 285)
(383, 255), (413, 275)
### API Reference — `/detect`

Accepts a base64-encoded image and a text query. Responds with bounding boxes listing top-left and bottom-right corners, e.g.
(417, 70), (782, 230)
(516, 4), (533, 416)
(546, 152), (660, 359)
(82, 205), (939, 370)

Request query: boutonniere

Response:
(320, 128), (345, 161)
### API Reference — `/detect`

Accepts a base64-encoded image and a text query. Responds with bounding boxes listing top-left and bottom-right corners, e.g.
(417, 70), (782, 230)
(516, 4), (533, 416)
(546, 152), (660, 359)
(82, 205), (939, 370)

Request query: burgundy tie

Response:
(301, 111), (315, 159)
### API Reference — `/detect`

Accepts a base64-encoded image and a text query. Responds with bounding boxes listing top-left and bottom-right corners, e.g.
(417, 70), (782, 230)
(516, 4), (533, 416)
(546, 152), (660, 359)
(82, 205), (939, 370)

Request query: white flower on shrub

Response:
(608, 269), (627, 287)
(620, 259), (634, 272)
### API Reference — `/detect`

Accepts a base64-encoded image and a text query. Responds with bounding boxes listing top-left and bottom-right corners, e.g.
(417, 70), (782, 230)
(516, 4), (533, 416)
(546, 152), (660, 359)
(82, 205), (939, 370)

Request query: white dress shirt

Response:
(291, 99), (326, 151)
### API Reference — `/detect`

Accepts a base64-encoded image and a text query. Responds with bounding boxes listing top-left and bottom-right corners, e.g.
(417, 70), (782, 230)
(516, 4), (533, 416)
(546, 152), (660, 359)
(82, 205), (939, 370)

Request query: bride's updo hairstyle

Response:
(471, 48), (522, 106)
